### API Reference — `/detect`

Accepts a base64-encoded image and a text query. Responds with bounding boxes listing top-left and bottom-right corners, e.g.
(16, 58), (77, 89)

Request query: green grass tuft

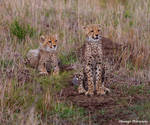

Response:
(128, 102), (150, 120)
(10, 20), (36, 41)
(0, 59), (14, 68)
(124, 9), (132, 19)
(59, 52), (77, 65)
(52, 103), (86, 119)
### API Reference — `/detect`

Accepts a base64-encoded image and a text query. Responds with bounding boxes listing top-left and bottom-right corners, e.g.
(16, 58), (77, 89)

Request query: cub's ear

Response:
(82, 26), (87, 30)
(98, 24), (104, 28)
(82, 26), (88, 34)
(40, 35), (45, 43)
(97, 24), (101, 28)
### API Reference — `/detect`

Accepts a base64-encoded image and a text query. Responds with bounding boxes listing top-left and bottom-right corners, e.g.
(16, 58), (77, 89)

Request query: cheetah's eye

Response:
(98, 29), (100, 32)
(55, 40), (57, 42)
(48, 40), (51, 43)
(91, 30), (94, 32)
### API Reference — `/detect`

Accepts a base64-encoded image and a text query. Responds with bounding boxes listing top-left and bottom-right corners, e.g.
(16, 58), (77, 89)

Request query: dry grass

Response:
(0, 0), (150, 124)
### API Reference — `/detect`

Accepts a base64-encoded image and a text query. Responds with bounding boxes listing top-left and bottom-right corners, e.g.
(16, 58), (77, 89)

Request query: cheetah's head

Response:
(40, 34), (58, 51)
(83, 24), (102, 42)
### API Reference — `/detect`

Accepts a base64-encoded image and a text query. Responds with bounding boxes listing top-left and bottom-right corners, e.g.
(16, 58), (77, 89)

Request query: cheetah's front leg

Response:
(51, 55), (60, 75)
(38, 56), (48, 75)
(52, 66), (59, 75)
(95, 64), (110, 95)
(77, 72), (86, 94)
(38, 63), (48, 75)
(84, 65), (94, 96)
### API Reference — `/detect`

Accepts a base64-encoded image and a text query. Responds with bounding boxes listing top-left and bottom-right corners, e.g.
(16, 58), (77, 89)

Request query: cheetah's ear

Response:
(97, 24), (101, 28)
(82, 26), (88, 34)
(40, 35), (45, 43)
(82, 26), (87, 30)
(98, 24), (104, 29)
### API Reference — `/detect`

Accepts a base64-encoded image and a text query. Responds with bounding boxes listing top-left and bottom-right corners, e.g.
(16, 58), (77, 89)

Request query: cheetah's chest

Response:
(40, 50), (56, 63)
(88, 42), (103, 61)
(91, 44), (99, 57)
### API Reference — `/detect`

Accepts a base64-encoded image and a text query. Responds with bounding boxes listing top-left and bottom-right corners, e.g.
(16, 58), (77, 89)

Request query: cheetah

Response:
(77, 24), (110, 96)
(26, 34), (59, 75)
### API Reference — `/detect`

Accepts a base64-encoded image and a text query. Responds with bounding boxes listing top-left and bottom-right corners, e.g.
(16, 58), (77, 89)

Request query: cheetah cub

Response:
(77, 24), (110, 96)
(26, 34), (59, 75)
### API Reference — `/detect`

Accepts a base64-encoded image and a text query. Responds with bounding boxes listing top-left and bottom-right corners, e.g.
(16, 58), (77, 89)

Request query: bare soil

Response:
(58, 79), (150, 124)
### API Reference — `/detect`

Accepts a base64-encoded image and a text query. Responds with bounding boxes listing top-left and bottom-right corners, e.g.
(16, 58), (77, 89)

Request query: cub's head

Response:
(40, 34), (58, 51)
(83, 24), (102, 42)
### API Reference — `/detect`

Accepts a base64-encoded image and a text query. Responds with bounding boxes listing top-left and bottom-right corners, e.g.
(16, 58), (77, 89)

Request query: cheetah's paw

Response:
(97, 86), (110, 95)
(85, 91), (94, 96)
(78, 85), (86, 94)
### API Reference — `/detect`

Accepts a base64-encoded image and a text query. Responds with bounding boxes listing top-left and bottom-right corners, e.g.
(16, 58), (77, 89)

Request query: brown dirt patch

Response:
(59, 83), (121, 111)
(58, 82), (150, 124)
(58, 83), (124, 124)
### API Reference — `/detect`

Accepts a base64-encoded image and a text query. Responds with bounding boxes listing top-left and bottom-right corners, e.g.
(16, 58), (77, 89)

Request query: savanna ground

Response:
(0, 0), (150, 124)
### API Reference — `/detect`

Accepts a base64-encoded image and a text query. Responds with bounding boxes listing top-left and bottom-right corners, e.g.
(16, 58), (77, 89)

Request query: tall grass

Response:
(0, 0), (150, 124)
(0, 0), (150, 67)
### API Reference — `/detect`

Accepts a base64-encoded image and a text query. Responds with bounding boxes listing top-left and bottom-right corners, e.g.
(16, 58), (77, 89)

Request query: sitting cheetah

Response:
(26, 34), (59, 75)
(77, 24), (110, 96)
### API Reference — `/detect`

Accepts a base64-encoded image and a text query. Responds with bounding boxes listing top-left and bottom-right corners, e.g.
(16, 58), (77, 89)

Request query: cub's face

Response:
(40, 35), (58, 51)
(83, 24), (102, 42)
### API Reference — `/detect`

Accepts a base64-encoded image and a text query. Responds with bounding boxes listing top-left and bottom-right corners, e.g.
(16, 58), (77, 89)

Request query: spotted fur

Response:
(26, 34), (59, 75)
(78, 24), (110, 95)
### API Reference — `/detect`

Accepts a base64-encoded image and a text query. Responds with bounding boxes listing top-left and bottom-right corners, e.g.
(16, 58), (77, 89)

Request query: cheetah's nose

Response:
(95, 34), (99, 39)
(53, 45), (56, 48)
